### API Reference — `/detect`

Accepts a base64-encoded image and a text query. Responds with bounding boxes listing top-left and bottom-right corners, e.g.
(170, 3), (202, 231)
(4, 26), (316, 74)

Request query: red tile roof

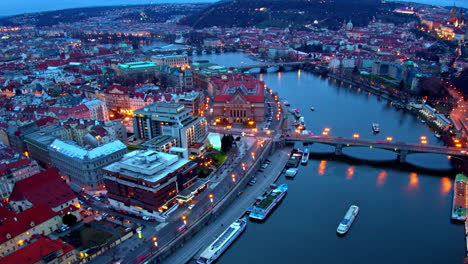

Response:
(0, 205), (58, 245)
(9, 169), (77, 209)
(0, 236), (74, 264)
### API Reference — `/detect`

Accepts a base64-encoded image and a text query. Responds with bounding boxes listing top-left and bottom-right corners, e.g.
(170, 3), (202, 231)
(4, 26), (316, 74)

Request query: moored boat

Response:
(452, 174), (467, 221)
(197, 218), (247, 264)
(249, 184), (288, 221)
(434, 133), (441, 138)
(372, 123), (380, 133)
(337, 205), (359, 235)
(285, 168), (298, 178)
(301, 148), (309, 164)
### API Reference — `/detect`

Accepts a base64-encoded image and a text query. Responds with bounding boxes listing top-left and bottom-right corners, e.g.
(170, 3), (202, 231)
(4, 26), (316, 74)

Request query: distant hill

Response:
(180, 0), (411, 29)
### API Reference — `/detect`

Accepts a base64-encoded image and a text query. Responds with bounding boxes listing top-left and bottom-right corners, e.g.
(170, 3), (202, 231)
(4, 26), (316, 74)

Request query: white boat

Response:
(301, 148), (309, 165)
(285, 168), (298, 178)
(372, 123), (380, 133)
(337, 205), (359, 235)
(434, 133), (441, 138)
(197, 218), (247, 264)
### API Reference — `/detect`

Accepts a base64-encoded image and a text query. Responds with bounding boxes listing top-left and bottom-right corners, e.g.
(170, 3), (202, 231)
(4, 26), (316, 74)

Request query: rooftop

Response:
(104, 150), (191, 183)
(49, 139), (127, 160)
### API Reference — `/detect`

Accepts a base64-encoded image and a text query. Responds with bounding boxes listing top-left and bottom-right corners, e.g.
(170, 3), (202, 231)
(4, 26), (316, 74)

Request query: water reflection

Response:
(318, 160), (327, 175)
(346, 166), (355, 180)
(377, 170), (387, 187)
(408, 172), (419, 190)
(440, 176), (452, 196)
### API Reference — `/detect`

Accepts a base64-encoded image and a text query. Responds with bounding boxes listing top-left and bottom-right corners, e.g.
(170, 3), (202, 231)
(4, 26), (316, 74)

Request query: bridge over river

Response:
(229, 61), (311, 72)
(285, 134), (467, 162)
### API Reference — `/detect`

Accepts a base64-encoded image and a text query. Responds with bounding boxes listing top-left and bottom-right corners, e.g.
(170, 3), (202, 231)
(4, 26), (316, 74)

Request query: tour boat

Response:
(197, 218), (247, 264)
(372, 123), (380, 133)
(249, 184), (288, 221)
(337, 205), (359, 235)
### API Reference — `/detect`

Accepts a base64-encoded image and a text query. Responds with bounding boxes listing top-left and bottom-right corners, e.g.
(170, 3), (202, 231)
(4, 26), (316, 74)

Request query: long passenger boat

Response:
(452, 174), (467, 221)
(197, 218), (247, 264)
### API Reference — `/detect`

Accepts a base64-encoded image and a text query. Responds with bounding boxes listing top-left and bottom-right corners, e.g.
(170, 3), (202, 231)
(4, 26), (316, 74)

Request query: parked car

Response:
(142, 216), (150, 221)
(188, 204), (195, 210)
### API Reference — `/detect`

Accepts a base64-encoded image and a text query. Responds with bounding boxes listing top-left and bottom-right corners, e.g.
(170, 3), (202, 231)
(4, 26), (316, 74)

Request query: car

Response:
(177, 224), (187, 232)
(93, 196), (101, 201)
(102, 213), (109, 217)
(188, 204), (195, 210)
(142, 216), (150, 221)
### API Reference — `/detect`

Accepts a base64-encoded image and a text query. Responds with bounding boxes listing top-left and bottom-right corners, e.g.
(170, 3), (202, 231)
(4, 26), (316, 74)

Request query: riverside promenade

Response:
(162, 146), (292, 264)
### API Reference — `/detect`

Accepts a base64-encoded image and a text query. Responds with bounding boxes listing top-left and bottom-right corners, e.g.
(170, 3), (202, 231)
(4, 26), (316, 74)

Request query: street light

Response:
(386, 137), (393, 142)
(152, 236), (158, 247)
(241, 163), (246, 171)
(353, 133), (360, 139)
(182, 215), (187, 225)
(231, 173), (236, 182)
(209, 193), (214, 203)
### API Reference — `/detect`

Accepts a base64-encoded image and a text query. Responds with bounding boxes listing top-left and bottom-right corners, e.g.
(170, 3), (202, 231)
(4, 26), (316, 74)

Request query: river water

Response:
(191, 53), (465, 264)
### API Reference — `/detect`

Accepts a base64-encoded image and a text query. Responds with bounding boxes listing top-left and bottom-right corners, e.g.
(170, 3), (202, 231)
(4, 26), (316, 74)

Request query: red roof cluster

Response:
(9, 168), (77, 209)
(0, 236), (74, 264)
(211, 73), (264, 103)
(0, 204), (58, 245)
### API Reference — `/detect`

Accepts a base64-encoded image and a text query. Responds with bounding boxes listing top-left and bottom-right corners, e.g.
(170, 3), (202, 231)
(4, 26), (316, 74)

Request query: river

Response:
(191, 52), (464, 264)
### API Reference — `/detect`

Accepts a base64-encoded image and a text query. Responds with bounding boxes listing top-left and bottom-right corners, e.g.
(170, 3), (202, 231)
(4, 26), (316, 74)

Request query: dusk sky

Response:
(0, 0), (466, 17)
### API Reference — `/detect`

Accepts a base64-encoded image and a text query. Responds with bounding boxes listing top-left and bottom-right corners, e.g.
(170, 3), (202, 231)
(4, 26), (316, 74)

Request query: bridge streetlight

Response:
(386, 137), (393, 142)
(420, 136), (427, 145)
(353, 133), (360, 140)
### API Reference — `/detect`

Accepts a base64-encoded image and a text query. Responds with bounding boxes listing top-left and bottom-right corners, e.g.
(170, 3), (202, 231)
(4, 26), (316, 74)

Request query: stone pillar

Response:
(335, 144), (343, 155)
(397, 150), (408, 163)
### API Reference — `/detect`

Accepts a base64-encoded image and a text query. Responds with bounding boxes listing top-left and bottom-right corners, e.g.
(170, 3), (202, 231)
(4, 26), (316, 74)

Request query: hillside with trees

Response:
(180, 0), (415, 29)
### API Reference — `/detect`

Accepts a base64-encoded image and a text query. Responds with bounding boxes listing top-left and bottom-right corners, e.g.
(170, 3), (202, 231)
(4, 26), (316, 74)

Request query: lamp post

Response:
(353, 133), (360, 140)
(182, 215), (187, 225)
(231, 173), (236, 183)
(209, 193), (214, 203)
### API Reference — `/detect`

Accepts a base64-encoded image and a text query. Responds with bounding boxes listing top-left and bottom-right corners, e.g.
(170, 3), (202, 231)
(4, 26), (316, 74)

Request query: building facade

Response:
(211, 74), (265, 124)
(49, 139), (127, 191)
(132, 102), (208, 149)
(103, 150), (198, 221)
(151, 54), (189, 68)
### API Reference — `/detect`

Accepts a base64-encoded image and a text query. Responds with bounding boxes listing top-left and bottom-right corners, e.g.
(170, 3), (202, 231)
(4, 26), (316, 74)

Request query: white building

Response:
(82, 98), (109, 121)
(49, 139), (127, 191)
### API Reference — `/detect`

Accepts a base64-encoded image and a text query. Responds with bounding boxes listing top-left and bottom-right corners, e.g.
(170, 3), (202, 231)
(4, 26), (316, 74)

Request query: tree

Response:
(221, 134), (234, 153)
(63, 214), (78, 226)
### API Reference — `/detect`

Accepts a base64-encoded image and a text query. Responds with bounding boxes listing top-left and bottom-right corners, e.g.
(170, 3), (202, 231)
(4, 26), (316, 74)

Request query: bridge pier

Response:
(335, 144), (343, 155)
(397, 150), (408, 163)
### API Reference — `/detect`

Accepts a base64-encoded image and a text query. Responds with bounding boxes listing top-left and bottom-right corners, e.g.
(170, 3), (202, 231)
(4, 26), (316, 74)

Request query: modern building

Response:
(151, 54), (189, 68)
(211, 74), (265, 124)
(172, 91), (205, 116)
(0, 236), (77, 264)
(49, 139), (127, 191)
(103, 150), (198, 221)
(133, 102), (208, 149)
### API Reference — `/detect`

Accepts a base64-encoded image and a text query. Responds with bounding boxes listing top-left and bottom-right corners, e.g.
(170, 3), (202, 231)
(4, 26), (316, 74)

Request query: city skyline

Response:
(0, 0), (466, 17)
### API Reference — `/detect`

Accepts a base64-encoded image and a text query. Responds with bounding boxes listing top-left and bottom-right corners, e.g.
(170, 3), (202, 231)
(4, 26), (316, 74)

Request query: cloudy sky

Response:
(0, 0), (465, 17)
